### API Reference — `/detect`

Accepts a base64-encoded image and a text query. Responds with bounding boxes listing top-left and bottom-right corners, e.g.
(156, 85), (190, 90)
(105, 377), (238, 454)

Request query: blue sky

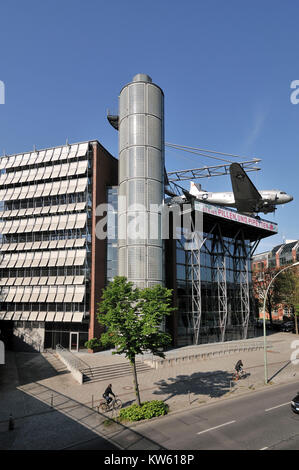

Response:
(0, 0), (298, 253)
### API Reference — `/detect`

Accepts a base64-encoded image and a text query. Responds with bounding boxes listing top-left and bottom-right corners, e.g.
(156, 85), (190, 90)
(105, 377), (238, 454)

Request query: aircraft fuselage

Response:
(191, 189), (293, 213)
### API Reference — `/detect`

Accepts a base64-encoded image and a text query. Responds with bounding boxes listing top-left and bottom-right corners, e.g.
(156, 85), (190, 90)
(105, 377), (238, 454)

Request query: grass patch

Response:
(103, 418), (114, 427)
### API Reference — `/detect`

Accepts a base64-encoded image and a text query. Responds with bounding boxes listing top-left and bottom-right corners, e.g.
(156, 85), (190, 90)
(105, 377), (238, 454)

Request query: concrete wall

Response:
(55, 349), (83, 384)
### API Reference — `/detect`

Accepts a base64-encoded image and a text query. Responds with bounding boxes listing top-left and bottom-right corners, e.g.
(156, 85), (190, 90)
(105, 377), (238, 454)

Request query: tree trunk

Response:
(130, 357), (141, 406)
(295, 314), (298, 336)
(267, 299), (273, 325)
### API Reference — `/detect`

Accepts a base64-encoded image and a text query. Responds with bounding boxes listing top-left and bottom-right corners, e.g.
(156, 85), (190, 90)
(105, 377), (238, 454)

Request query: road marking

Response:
(197, 420), (236, 435)
(265, 402), (290, 412)
(260, 447), (268, 450)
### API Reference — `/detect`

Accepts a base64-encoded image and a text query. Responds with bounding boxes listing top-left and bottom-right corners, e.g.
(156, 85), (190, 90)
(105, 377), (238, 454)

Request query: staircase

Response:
(81, 360), (153, 383)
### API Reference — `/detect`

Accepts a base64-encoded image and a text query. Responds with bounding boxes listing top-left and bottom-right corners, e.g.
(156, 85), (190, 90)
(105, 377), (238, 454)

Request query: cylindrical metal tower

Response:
(118, 73), (164, 288)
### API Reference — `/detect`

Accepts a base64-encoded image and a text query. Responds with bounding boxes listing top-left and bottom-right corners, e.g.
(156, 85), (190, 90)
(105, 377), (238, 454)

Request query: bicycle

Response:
(232, 368), (247, 381)
(98, 396), (122, 413)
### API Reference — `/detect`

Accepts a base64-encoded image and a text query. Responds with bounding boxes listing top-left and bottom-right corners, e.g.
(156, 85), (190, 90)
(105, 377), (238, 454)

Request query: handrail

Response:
(56, 344), (93, 378)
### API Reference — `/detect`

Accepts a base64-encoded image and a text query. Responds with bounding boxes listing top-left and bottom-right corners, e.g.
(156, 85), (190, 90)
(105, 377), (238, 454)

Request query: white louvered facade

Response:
(0, 141), (91, 342)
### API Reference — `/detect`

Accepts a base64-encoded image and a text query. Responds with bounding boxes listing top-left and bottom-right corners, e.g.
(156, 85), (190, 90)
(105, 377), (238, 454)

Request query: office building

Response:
(0, 141), (117, 351)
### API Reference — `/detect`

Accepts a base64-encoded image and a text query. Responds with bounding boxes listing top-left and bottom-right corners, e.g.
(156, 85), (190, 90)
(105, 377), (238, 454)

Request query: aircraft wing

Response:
(229, 163), (262, 213)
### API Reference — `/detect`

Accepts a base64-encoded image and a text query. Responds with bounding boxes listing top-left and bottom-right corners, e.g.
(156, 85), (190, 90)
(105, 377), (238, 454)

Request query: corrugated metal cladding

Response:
(118, 74), (164, 288)
(0, 142), (91, 323)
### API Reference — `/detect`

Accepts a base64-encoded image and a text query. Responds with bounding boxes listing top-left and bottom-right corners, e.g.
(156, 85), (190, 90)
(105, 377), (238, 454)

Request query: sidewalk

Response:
(70, 332), (299, 411)
(0, 332), (298, 449)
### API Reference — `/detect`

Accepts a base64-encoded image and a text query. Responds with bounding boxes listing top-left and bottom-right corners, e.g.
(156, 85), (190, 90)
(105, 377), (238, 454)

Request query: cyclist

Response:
(235, 359), (244, 378)
(103, 384), (115, 405)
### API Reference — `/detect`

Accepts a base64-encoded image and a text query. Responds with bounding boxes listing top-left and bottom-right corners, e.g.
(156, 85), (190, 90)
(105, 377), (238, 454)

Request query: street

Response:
(132, 381), (299, 450)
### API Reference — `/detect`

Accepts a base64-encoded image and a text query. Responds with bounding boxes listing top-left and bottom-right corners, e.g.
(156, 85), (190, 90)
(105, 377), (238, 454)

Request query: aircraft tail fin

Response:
(230, 163), (262, 213)
(189, 181), (202, 195)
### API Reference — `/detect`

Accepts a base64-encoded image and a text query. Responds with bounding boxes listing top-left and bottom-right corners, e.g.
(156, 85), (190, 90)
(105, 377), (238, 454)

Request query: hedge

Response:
(119, 400), (169, 421)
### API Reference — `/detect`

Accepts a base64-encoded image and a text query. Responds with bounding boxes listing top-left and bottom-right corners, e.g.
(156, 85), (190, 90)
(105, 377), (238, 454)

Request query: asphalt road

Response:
(133, 381), (299, 450)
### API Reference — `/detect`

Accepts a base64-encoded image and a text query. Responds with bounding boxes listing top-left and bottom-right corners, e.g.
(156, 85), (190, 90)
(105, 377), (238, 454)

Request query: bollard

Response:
(50, 394), (54, 408)
(92, 395), (94, 410)
(8, 413), (14, 431)
(188, 390), (191, 405)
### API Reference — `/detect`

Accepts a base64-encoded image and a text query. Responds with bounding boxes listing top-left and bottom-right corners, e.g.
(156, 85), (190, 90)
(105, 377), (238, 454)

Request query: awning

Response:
(45, 311), (55, 322)
(37, 312), (47, 321)
(72, 312), (84, 322)
(63, 312), (73, 322)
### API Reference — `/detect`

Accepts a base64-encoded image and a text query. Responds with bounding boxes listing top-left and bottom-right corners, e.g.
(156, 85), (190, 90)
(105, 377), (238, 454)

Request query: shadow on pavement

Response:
(0, 352), (117, 450)
(0, 351), (164, 450)
(153, 370), (235, 403)
(268, 360), (291, 382)
(0, 391), (118, 450)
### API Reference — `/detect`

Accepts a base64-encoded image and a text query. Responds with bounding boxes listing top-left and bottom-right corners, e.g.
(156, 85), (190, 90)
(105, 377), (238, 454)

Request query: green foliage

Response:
(254, 267), (299, 323)
(84, 338), (101, 350)
(273, 270), (298, 307)
(118, 401), (169, 421)
(96, 276), (175, 361)
(96, 276), (175, 405)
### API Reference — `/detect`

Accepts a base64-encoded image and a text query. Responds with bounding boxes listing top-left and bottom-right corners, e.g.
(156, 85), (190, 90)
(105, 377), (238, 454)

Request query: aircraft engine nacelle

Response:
(261, 205), (276, 214)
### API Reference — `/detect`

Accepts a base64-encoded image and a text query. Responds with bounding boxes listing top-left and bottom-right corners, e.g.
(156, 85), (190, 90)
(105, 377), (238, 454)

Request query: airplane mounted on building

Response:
(189, 163), (293, 215)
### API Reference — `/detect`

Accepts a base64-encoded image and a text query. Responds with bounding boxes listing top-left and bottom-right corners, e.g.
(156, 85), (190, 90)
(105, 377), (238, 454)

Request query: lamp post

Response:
(262, 261), (299, 385)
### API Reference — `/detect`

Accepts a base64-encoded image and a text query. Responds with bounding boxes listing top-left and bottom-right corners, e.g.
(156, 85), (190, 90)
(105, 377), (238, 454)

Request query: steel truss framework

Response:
(232, 232), (251, 339)
(167, 159), (261, 182)
(184, 229), (208, 345)
(183, 220), (260, 345)
(211, 230), (228, 343)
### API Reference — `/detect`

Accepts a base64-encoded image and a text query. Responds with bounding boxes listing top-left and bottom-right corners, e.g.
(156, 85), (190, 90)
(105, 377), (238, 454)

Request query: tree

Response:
(253, 265), (299, 325)
(96, 276), (175, 406)
(273, 269), (298, 318)
(295, 305), (299, 336)
(287, 273), (299, 334)
(252, 268), (285, 324)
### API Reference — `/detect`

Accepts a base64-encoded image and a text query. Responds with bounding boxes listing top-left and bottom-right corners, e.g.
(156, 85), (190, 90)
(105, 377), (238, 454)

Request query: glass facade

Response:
(106, 187), (118, 283)
(175, 228), (255, 346)
(44, 322), (89, 350)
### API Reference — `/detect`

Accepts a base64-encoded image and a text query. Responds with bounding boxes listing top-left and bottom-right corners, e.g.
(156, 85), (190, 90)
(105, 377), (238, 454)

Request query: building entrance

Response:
(69, 332), (79, 352)
(44, 323), (88, 351)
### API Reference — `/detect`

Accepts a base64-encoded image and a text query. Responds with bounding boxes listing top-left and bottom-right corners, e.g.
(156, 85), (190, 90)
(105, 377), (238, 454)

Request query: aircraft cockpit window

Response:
(280, 191), (286, 194)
